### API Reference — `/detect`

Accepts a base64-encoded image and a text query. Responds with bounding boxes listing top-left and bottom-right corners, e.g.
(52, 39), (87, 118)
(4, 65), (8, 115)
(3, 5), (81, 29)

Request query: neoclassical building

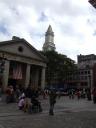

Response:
(0, 36), (47, 90)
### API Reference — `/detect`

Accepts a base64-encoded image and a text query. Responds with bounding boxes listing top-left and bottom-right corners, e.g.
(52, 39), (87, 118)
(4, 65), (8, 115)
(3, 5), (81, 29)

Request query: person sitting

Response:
(18, 95), (25, 110)
(31, 96), (42, 113)
(5, 85), (15, 103)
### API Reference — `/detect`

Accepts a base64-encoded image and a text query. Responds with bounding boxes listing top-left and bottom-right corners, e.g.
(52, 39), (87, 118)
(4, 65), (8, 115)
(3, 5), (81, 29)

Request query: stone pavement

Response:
(0, 96), (96, 128)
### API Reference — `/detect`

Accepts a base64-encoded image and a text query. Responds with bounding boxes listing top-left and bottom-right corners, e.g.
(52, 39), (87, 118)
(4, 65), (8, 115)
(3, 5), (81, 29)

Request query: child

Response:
(18, 95), (25, 110)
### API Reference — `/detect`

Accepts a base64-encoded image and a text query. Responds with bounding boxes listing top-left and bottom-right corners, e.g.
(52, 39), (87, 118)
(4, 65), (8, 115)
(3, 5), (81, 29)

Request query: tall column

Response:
(41, 67), (46, 90)
(3, 60), (10, 90)
(25, 64), (31, 88)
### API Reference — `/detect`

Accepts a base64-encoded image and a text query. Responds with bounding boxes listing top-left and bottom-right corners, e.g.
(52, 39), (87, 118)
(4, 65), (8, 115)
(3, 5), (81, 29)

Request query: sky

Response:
(0, 0), (96, 62)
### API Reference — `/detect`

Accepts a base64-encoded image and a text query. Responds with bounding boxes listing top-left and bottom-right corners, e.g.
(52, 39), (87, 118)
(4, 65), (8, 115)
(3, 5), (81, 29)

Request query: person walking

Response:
(49, 89), (57, 115)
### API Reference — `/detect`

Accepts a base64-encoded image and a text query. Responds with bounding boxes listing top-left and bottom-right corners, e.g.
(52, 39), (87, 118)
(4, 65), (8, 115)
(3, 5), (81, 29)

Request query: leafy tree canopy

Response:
(39, 50), (77, 85)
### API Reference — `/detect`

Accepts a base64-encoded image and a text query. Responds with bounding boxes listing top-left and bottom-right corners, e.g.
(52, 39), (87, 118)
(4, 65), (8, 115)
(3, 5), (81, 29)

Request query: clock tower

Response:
(42, 25), (56, 52)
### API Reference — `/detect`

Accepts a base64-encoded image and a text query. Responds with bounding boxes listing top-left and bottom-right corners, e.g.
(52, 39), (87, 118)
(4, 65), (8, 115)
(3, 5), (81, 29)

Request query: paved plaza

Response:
(0, 96), (96, 128)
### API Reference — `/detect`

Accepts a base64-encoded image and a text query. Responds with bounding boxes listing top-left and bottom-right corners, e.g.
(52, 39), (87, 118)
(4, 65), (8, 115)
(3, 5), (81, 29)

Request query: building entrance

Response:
(8, 61), (26, 90)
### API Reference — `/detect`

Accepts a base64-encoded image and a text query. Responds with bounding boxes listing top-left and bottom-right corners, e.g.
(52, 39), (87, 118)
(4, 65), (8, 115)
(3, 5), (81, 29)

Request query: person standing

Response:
(86, 88), (92, 101)
(49, 89), (57, 115)
(75, 90), (81, 100)
(92, 87), (96, 104)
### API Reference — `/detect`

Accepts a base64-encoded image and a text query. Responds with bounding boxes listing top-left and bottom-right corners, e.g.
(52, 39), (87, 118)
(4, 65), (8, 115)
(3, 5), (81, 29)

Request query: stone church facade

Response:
(0, 36), (47, 90)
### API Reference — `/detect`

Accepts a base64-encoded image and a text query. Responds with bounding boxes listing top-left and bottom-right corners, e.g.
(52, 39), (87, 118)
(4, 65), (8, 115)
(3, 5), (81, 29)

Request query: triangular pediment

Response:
(0, 38), (46, 62)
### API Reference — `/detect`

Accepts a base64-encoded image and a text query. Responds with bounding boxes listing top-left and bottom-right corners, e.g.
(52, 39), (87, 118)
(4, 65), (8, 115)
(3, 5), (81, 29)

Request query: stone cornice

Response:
(0, 52), (46, 67)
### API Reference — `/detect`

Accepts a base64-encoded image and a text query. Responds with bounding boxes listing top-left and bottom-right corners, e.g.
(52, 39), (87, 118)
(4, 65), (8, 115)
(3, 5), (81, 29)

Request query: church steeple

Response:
(42, 25), (56, 52)
(46, 25), (53, 33)
(45, 25), (54, 41)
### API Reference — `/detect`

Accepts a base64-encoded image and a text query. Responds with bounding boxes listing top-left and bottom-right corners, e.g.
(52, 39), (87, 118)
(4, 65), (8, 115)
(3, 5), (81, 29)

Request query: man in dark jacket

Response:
(49, 89), (57, 115)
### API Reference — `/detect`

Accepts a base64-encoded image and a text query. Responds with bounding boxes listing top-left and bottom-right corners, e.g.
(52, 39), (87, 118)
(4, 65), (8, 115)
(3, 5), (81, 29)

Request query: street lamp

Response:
(86, 75), (92, 101)
(88, 75), (91, 89)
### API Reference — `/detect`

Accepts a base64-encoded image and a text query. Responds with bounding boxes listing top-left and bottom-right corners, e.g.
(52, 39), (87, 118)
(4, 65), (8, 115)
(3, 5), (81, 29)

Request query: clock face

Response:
(49, 36), (52, 42)
(46, 36), (53, 42)
(48, 47), (51, 50)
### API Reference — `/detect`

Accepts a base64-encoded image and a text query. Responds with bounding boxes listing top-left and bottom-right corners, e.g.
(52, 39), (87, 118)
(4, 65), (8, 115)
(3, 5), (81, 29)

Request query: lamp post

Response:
(88, 75), (91, 89)
(87, 75), (92, 100)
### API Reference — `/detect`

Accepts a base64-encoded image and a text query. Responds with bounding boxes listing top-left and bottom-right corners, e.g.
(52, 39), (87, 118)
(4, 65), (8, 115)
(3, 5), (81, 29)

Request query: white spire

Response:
(47, 25), (53, 33)
(42, 25), (56, 52)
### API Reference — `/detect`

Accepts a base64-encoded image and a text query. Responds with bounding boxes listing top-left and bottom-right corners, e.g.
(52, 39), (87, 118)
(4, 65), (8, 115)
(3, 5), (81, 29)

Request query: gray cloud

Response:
(0, 0), (96, 61)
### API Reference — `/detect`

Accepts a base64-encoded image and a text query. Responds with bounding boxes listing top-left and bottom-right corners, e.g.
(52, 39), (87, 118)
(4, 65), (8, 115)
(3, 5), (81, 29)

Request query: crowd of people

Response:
(67, 87), (96, 103)
(0, 84), (96, 116)
(1, 85), (57, 115)
(5, 85), (43, 113)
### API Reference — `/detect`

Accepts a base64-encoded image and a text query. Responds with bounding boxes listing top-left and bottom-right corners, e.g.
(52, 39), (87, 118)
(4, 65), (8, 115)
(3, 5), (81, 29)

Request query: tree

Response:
(39, 51), (77, 87)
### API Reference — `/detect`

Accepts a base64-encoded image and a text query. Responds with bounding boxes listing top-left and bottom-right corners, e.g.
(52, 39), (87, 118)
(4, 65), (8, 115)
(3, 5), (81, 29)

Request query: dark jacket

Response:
(24, 87), (32, 98)
(49, 90), (57, 105)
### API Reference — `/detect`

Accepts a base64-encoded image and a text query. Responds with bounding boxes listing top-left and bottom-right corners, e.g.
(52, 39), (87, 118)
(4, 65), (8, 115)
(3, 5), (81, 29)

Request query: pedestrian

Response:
(5, 85), (15, 103)
(92, 87), (96, 104)
(49, 89), (57, 115)
(23, 86), (32, 112)
(31, 87), (42, 113)
(75, 90), (80, 100)
(18, 94), (25, 110)
(68, 89), (74, 99)
(86, 88), (92, 101)
(15, 85), (21, 102)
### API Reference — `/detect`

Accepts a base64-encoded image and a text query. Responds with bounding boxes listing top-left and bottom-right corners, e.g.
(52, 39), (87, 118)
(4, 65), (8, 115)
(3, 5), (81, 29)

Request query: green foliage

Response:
(39, 50), (77, 86)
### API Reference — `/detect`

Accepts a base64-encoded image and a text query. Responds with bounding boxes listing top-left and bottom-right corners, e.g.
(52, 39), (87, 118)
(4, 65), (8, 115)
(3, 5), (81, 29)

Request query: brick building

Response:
(65, 54), (96, 89)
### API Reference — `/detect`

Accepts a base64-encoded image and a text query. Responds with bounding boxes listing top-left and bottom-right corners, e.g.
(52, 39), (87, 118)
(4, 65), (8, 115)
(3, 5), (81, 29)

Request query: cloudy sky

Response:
(0, 0), (96, 62)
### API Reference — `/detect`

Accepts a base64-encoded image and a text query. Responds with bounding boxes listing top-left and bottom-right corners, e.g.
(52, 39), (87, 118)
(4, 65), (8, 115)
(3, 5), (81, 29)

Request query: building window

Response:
(81, 71), (84, 74)
(88, 71), (90, 74)
(85, 71), (87, 74)
(18, 46), (23, 52)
